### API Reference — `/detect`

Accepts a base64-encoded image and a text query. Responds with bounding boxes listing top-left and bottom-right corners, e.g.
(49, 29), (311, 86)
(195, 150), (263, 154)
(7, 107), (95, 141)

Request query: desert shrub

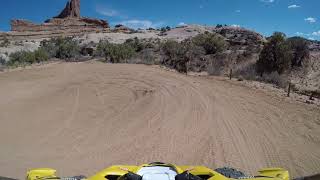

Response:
(287, 36), (310, 67)
(0, 37), (10, 47)
(13, 41), (23, 46)
(161, 40), (197, 73)
(159, 26), (171, 33)
(8, 51), (35, 66)
(141, 49), (156, 64)
(216, 24), (223, 28)
(257, 71), (287, 88)
(0, 56), (6, 65)
(256, 32), (292, 75)
(95, 40), (110, 57)
(161, 40), (181, 59)
(104, 43), (136, 63)
(136, 49), (158, 65)
(233, 63), (257, 80)
(207, 55), (226, 75)
(124, 37), (144, 52)
(55, 37), (80, 59)
(192, 33), (227, 54)
(40, 37), (80, 59)
(115, 24), (123, 28)
(160, 27), (166, 33)
(1, 37), (10, 47)
(34, 48), (49, 63)
(7, 48), (49, 67)
(40, 39), (58, 58)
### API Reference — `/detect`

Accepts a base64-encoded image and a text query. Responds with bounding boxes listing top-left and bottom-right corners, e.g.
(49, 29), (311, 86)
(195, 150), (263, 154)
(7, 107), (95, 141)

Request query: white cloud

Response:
(235, 10), (241, 13)
(288, 4), (300, 9)
(231, 24), (240, 28)
(308, 37), (315, 41)
(304, 17), (316, 23)
(260, 0), (275, 3)
(178, 22), (187, 26)
(295, 32), (313, 37)
(312, 31), (320, 36)
(199, 5), (204, 9)
(96, 6), (119, 17)
(295, 32), (306, 36)
(117, 20), (165, 29)
(296, 31), (320, 41)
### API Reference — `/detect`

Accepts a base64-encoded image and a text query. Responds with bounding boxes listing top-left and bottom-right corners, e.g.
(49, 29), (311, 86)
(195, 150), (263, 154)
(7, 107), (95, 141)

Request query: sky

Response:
(0, 0), (319, 40)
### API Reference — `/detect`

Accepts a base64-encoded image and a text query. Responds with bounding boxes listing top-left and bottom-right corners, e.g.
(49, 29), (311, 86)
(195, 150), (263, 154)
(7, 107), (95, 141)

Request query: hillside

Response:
(1, 24), (320, 97)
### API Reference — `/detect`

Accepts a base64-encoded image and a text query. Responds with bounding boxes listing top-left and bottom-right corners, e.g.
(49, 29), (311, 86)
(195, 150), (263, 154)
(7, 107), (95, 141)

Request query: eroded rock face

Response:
(113, 24), (135, 33)
(55, 0), (80, 18)
(11, 18), (109, 32)
(213, 27), (265, 46)
(10, 0), (109, 33)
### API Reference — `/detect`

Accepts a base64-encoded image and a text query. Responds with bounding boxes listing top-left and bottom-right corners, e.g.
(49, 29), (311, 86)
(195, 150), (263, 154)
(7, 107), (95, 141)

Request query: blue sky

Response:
(0, 0), (319, 40)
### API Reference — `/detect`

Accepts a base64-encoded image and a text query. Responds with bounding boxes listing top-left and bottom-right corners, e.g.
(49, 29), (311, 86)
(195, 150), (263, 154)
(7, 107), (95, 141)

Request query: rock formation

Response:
(10, 0), (109, 35)
(55, 0), (80, 18)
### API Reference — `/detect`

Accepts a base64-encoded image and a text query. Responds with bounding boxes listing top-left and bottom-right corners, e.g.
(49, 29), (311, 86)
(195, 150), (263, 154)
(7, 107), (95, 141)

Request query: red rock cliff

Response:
(55, 0), (81, 18)
(10, 0), (109, 33)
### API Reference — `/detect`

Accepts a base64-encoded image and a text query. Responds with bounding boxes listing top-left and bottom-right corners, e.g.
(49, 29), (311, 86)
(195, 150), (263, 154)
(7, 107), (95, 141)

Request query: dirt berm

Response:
(0, 61), (319, 179)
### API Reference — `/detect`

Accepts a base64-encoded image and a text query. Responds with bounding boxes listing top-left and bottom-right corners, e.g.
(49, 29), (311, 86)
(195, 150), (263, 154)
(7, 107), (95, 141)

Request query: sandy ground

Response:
(0, 61), (319, 179)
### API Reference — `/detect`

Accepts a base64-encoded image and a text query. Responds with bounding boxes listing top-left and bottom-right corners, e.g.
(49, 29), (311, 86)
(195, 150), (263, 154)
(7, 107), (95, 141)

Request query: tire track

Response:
(0, 62), (319, 179)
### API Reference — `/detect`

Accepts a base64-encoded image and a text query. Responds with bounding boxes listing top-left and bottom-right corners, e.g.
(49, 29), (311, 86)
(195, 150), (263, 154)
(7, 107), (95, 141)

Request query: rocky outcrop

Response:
(10, 0), (109, 35)
(11, 18), (109, 32)
(113, 24), (135, 33)
(213, 26), (265, 46)
(55, 0), (80, 18)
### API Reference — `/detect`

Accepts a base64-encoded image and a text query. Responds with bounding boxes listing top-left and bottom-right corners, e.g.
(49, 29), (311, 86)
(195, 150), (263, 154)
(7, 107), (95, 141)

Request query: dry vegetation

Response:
(0, 27), (318, 100)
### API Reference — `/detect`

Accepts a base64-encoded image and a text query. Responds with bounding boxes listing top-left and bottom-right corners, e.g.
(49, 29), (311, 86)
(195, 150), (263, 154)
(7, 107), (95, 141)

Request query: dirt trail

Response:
(0, 61), (319, 179)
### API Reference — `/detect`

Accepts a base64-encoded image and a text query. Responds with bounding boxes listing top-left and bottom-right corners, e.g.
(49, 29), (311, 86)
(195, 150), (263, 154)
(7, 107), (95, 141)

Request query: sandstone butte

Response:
(10, 0), (109, 36)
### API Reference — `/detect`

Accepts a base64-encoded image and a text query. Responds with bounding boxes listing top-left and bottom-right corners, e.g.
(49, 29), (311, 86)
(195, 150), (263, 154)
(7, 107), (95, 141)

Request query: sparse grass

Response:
(257, 71), (288, 88)
(233, 63), (257, 80)
(207, 56), (226, 76)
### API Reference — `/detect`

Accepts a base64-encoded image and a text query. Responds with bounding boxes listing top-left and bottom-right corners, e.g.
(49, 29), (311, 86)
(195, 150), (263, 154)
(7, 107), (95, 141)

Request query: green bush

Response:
(104, 43), (136, 63)
(256, 32), (293, 75)
(161, 40), (182, 59)
(55, 37), (80, 59)
(40, 37), (80, 59)
(287, 36), (310, 67)
(7, 49), (49, 67)
(139, 49), (158, 65)
(192, 33), (226, 54)
(161, 40), (193, 73)
(8, 51), (34, 66)
(40, 39), (58, 58)
(96, 39), (154, 63)
(34, 48), (49, 63)
(95, 40), (110, 57)
(124, 37), (144, 52)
